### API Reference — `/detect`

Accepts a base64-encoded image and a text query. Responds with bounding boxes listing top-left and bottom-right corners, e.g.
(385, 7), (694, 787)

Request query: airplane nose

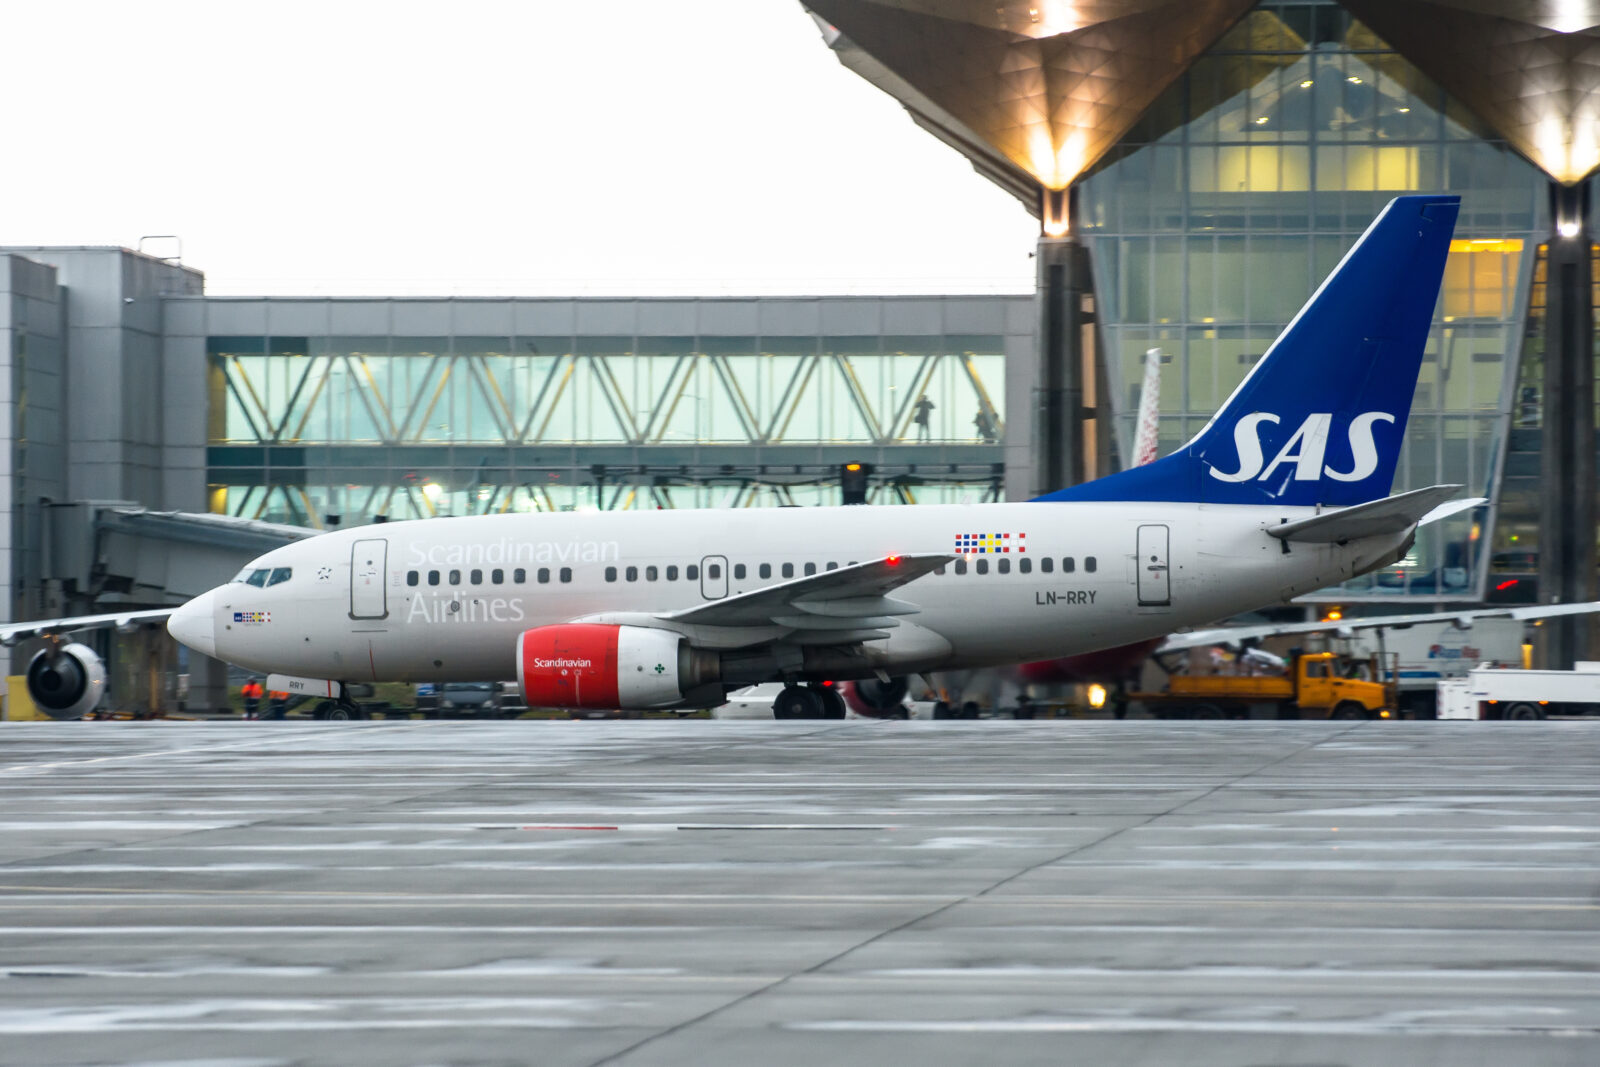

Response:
(168, 589), (218, 658)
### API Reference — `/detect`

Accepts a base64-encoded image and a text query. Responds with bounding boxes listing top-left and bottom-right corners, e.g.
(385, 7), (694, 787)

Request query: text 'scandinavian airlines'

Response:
(22, 195), (1554, 719)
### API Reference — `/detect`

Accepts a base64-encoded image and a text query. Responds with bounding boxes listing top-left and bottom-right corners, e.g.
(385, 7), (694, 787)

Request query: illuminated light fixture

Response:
(885, 554), (902, 566)
(845, 463), (862, 472)
(1300, 79), (1314, 89)
(1495, 579), (1520, 591)
(1397, 106), (1411, 113)
(421, 482), (443, 501)
(1041, 186), (1071, 238)
(1557, 218), (1582, 238)
(1087, 683), (1107, 710)
(1347, 75), (1363, 84)
(1254, 116), (1269, 125)
(1325, 608), (1344, 621)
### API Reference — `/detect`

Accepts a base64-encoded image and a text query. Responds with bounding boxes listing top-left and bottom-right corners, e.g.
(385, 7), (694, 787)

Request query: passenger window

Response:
(470, 569), (483, 585)
(759, 563), (771, 579)
(406, 570), (419, 587)
(804, 563), (817, 576)
(246, 569), (270, 587)
(513, 568), (526, 584)
(1041, 558), (1054, 574)
(825, 562), (838, 571)
(449, 569), (461, 585)
(998, 558), (1010, 574)
(734, 563), (746, 580)
(428, 570), (441, 586)
(955, 559), (968, 575)
(687, 565), (699, 580)
(1020, 558), (1032, 574)
(782, 563), (794, 578)
(646, 565), (658, 581)
(666, 565), (679, 581)
(605, 566), (618, 582)
(491, 568), (504, 584)
(1063, 557), (1075, 573)
(559, 567), (572, 583)
(1086, 556), (1097, 573)
(538, 568), (550, 584)
(707, 564), (721, 579)
(976, 559), (989, 575)
(626, 566), (639, 581)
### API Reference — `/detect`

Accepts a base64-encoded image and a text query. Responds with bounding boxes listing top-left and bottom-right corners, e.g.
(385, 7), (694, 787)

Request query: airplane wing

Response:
(0, 609), (174, 647)
(1158, 600), (1600, 654)
(1267, 484), (1473, 543)
(657, 553), (951, 644)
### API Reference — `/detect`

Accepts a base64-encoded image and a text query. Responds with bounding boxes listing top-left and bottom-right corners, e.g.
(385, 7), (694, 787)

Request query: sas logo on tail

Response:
(1210, 411), (1395, 484)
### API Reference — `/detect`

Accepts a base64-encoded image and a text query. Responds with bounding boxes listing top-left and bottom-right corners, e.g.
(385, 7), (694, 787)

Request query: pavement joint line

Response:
(0, 725), (391, 775)
(578, 722), (1383, 1067)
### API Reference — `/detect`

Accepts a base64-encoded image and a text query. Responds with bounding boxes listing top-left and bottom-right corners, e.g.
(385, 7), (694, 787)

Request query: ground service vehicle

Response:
(1325, 618), (1525, 718)
(1133, 651), (1398, 719)
(1436, 662), (1600, 719)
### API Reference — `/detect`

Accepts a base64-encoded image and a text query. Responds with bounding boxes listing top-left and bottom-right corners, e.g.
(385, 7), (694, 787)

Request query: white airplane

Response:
(13, 195), (1518, 721)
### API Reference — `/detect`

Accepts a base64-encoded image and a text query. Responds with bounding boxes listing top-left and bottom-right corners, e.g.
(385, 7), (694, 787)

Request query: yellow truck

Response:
(1132, 651), (1398, 720)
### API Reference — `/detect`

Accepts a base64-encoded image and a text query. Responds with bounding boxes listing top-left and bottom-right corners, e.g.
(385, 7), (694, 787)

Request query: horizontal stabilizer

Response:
(1266, 484), (1465, 544)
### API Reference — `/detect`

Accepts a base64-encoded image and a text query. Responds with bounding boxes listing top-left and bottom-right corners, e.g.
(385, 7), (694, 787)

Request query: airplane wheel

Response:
(960, 701), (981, 719)
(1504, 702), (1544, 720)
(1331, 701), (1369, 720)
(932, 701), (955, 720)
(314, 700), (335, 719)
(773, 686), (823, 719)
(813, 686), (846, 719)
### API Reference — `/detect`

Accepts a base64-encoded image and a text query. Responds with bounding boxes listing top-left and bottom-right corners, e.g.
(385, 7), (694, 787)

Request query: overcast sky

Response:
(2, 0), (1039, 296)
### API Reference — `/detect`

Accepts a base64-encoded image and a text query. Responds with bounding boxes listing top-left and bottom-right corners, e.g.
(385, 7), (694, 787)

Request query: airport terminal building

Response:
(4, 0), (1599, 705)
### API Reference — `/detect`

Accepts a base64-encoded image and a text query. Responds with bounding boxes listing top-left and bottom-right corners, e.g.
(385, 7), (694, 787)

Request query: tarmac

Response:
(0, 719), (1597, 1067)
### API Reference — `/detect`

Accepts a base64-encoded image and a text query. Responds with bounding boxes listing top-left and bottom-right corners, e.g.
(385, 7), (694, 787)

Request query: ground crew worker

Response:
(267, 690), (288, 720)
(241, 678), (264, 719)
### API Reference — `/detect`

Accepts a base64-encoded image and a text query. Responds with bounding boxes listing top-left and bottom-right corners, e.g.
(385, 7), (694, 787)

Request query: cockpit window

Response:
(267, 567), (292, 587)
(244, 568), (271, 587)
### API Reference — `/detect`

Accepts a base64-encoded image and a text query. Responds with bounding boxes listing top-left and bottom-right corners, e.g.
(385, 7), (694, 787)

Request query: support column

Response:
(188, 653), (231, 715)
(1033, 187), (1105, 496)
(1537, 182), (1596, 668)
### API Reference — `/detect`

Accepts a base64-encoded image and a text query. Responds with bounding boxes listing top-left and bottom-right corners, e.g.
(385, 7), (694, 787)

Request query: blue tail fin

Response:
(1037, 194), (1460, 506)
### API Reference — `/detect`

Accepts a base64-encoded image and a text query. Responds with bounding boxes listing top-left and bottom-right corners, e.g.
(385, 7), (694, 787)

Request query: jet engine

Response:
(25, 642), (107, 720)
(517, 624), (719, 710)
(842, 675), (909, 718)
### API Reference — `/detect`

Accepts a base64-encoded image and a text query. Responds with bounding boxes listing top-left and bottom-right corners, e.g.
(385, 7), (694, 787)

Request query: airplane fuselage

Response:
(189, 501), (1408, 685)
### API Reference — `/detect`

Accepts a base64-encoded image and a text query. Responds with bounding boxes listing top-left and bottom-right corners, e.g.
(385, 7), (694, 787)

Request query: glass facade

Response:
(207, 320), (1011, 526)
(1078, 1), (1545, 600)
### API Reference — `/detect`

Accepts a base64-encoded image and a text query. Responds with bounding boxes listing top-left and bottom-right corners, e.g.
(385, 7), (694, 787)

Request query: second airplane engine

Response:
(517, 624), (717, 710)
(25, 642), (107, 720)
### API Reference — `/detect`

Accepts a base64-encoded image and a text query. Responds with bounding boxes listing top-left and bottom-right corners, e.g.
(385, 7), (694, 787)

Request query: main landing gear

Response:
(313, 683), (364, 720)
(772, 684), (846, 720)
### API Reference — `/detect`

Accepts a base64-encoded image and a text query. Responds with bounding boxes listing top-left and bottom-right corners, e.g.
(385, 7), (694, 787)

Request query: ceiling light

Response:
(1300, 79), (1314, 89)
(1397, 107), (1411, 113)
(1347, 75), (1362, 84)
(1254, 116), (1269, 125)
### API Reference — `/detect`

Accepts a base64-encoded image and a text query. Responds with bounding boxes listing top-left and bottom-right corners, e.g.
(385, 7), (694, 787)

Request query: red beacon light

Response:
(886, 555), (902, 566)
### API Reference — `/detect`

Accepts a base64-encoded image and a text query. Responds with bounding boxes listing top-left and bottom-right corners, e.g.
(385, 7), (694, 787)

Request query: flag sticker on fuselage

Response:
(233, 611), (270, 623)
(955, 532), (1024, 554)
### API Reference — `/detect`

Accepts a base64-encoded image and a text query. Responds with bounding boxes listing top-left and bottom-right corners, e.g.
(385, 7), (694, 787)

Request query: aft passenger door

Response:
(350, 538), (388, 619)
(700, 555), (728, 600)
(1136, 524), (1171, 607)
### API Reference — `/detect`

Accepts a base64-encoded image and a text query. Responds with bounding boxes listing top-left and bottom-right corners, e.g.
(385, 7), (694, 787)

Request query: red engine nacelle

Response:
(518, 624), (698, 710)
(842, 676), (909, 718)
